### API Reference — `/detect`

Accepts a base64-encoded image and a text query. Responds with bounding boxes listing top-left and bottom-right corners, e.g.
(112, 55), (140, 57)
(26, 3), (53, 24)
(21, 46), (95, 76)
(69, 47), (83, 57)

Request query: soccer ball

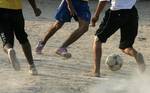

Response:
(105, 54), (123, 71)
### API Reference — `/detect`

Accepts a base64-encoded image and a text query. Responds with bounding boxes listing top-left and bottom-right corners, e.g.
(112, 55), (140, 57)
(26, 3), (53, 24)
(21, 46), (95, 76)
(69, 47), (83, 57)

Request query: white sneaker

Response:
(29, 64), (38, 75)
(8, 48), (20, 71)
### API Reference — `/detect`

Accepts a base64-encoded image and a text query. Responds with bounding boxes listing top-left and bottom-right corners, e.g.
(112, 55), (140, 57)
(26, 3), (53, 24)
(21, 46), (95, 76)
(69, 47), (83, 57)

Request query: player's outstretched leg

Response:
(35, 21), (63, 54)
(57, 19), (89, 58)
(121, 48), (146, 73)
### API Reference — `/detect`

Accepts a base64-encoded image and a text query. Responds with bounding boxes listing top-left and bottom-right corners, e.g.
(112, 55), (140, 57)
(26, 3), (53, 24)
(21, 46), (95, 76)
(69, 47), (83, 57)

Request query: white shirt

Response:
(99, 0), (136, 10)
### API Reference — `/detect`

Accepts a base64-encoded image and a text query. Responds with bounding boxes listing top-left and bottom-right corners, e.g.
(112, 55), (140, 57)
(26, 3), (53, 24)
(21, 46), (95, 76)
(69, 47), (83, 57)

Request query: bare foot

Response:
(84, 72), (100, 77)
(135, 52), (146, 73)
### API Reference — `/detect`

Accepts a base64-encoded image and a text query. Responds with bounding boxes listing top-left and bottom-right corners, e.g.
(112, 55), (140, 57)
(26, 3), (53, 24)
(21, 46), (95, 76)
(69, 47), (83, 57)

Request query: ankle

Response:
(58, 48), (67, 51)
(92, 69), (100, 75)
(29, 63), (35, 67)
(92, 71), (100, 77)
(7, 48), (14, 52)
(37, 40), (44, 45)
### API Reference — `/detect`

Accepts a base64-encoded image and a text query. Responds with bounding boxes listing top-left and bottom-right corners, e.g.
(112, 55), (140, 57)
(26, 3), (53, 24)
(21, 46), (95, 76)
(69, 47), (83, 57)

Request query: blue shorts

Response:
(55, 0), (91, 24)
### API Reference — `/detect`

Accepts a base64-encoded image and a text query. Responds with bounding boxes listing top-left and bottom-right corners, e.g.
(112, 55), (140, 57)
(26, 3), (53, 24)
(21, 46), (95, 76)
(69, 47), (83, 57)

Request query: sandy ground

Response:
(0, 1), (150, 93)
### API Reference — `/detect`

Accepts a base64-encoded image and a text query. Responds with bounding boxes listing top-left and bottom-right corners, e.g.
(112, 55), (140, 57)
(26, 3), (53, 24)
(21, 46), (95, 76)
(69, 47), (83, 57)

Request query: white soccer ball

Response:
(105, 54), (123, 71)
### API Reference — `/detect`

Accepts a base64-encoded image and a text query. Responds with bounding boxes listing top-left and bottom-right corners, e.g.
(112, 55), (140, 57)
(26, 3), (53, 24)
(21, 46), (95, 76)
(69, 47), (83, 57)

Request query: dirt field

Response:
(0, 1), (150, 93)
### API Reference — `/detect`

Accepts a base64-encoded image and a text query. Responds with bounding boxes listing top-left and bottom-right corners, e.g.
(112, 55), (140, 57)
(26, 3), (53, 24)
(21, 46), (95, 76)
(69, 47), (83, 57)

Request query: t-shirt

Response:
(99, 0), (136, 10)
(0, 0), (22, 10)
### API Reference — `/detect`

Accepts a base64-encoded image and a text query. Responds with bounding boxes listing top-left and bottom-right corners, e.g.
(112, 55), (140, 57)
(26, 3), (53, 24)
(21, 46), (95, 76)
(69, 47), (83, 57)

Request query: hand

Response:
(34, 8), (41, 17)
(91, 16), (99, 27)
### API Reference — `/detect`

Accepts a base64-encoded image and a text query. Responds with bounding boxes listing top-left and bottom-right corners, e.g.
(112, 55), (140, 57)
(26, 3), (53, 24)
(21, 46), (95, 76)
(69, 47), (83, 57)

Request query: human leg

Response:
(0, 10), (20, 70)
(91, 9), (121, 77)
(21, 41), (38, 75)
(60, 18), (89, 48)
(3, 41), (20, 71)
(121, 48), (145, 73)
(92, 36), (102, 77)
(36, 21), (63, 54)
(36, 0), (70, 54)
(1, 36), (20, 71)
(14, 12), (37, 75)
(119, 7), (145, 73)
(56, 18), (89, 58)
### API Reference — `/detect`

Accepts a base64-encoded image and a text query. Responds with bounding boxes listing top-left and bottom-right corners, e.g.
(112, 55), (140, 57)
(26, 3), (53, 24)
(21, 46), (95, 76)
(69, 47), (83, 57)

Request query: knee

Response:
(79, 24), (89, 33)
(18, 37), (29, 45)
(52, 21), (63, 30)
(120, 48), (128, 54)
(3, 43), (13, 53)
(93, 36), (102, 48)
(20, 40), (29, 45)
(83, 24), (89, 31)
(94, 36), (101, 43)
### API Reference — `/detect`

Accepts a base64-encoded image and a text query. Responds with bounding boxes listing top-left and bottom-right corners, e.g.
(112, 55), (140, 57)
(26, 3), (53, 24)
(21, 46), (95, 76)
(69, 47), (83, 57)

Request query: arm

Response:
(27, 0), (41, 16)
(66, 0), (76, 16)
(91, 1), (108, 27)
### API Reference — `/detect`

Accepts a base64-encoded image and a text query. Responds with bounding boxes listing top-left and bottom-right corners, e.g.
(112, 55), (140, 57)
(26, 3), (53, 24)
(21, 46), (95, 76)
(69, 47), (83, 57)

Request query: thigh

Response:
(120, 12), (138, 49)
(95, 10), (121, 42)
(13, 12), (28, 44)
(0, 11), (14, 47)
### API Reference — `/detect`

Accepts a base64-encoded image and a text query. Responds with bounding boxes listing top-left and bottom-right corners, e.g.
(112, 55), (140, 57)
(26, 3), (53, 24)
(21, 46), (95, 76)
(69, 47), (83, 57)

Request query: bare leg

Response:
(56, 19), (89, 58)
(121, 47), (145, 73)
(42, 21), (63, 45)
(60, 18), (89, 48)
(21, 41), (38, 75)
(92, 36), (102, 77)
(35, 21), (64, 54)
(21, 41), (34, 65)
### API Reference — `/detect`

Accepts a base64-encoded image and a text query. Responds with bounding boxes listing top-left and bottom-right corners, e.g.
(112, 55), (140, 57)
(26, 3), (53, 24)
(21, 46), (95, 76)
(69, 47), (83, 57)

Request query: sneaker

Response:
(56, 48), (72, 58)
(135, 52), (146, 73)
(35, 40), (44, 54)
(8, 48), (20, 71)
(29, 64), (38, 75)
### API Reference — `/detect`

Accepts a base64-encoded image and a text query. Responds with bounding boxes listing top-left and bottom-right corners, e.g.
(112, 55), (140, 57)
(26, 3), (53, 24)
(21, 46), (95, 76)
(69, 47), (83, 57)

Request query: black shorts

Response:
(95, 6), (138, 49)
(0, 8), (28, 47)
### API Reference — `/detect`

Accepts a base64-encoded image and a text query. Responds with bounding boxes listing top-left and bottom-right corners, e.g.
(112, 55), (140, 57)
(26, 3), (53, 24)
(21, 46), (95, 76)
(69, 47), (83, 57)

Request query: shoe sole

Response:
(56, 51), (72, 58)
(8, 49), (20, 71)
